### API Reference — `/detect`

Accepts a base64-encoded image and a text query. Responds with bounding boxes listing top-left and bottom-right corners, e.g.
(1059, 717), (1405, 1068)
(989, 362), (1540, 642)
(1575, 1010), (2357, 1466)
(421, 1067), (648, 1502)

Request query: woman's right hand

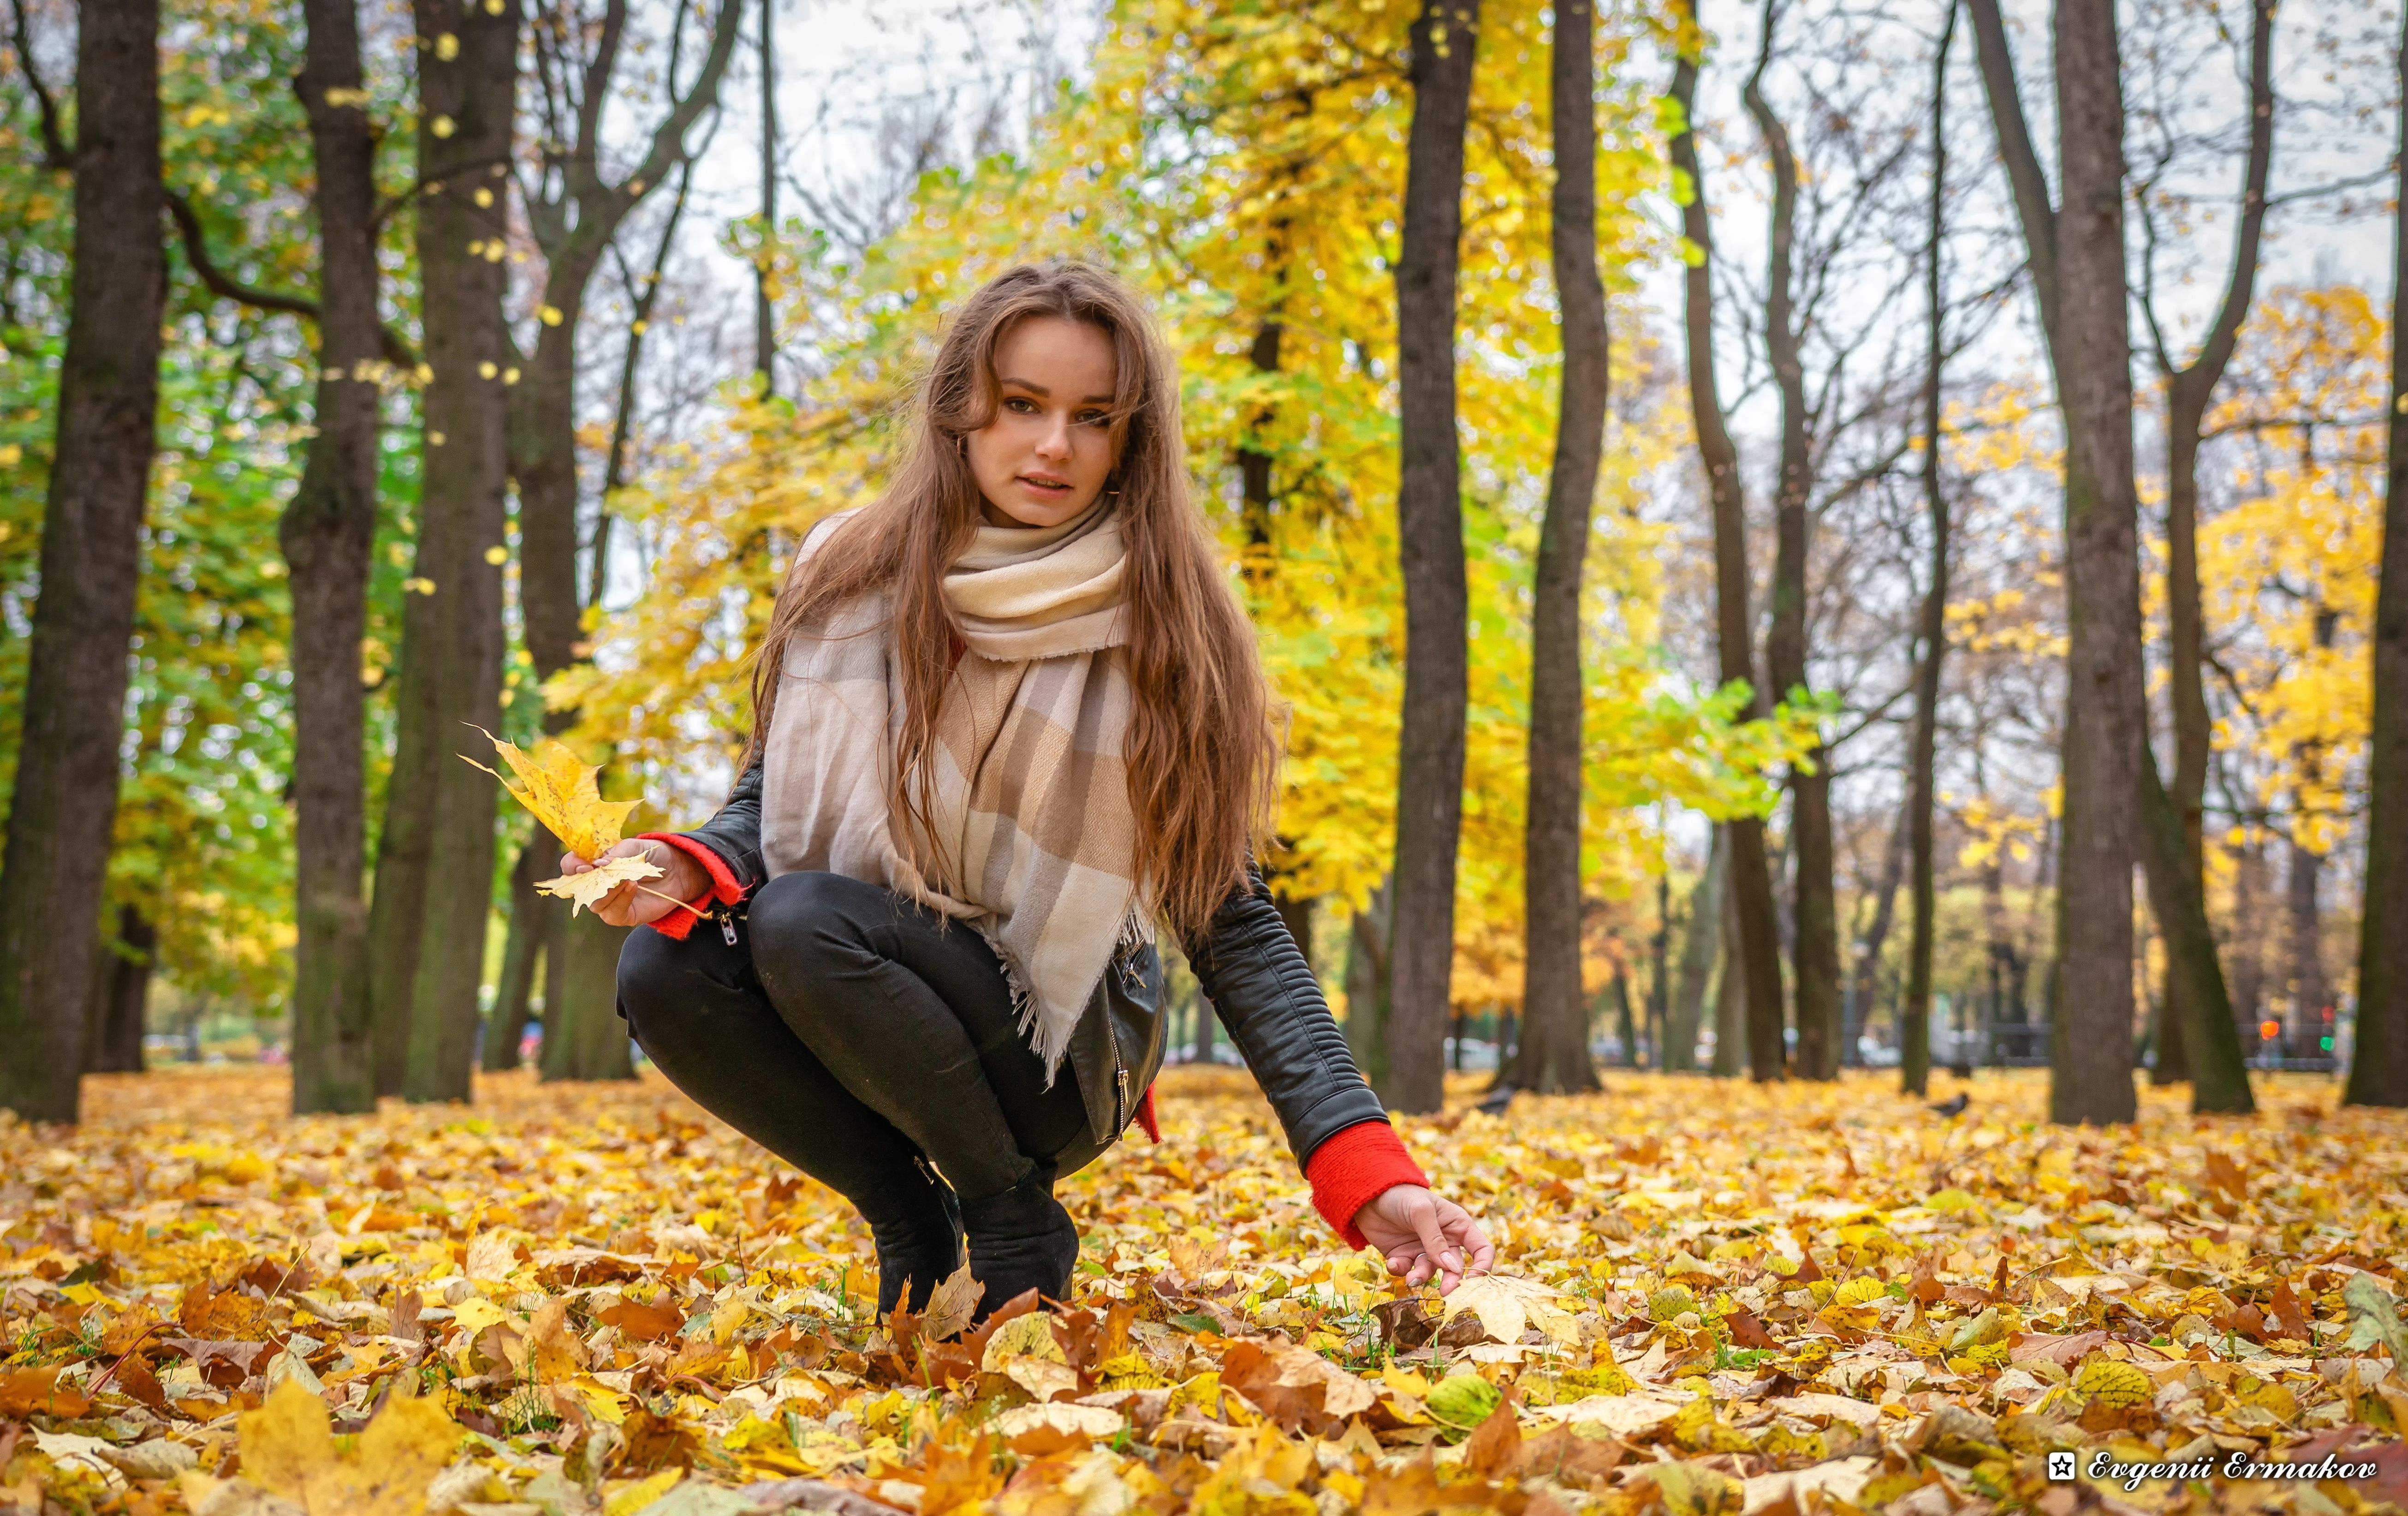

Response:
(560, 838), (708, 929)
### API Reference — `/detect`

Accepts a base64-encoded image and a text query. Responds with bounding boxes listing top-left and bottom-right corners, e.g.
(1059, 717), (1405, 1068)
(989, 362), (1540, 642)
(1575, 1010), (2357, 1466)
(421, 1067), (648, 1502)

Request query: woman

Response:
(569, 260), (1492, 1321)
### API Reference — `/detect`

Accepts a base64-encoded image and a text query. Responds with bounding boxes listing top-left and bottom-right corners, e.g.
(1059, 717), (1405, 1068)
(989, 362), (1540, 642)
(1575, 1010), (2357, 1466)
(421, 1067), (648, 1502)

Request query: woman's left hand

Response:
(1355, 1185), (1494, 1294)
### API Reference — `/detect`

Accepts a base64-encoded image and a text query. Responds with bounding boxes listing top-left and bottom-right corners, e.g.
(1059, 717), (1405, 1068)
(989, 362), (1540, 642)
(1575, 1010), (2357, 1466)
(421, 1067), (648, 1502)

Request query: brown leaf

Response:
(162, 1337), (272, 1389)
(178, 1283), (265, 1340)
(1461, 1395), (1522, 1478)
(1359, 1451), (1449, 1516)
(0, 1366), (91, 1418)
(1218, 1336), (1378, 1436)
(1908, 1249), (1946, 1305)
(599, 1296), (687, 1343)
(1515, 1424), (1626, 1486)
(919, 1259), (982, 1344)
(918, 1433), (1003, 1516)
(2205, 1150), (2247, 1201)
(390, 1289), (424, 1344)
(1724, 1307), (1780, 1351)
(1373, 1297), (1437, 1350)
(2271, 1277), (2313, 1340)
(614, 1407), (702, 1473)
(109, 1353), (168, 1412)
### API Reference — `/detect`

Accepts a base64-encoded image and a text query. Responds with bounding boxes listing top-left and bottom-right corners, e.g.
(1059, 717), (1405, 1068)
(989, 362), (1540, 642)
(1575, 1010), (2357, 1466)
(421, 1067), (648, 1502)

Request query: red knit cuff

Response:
(1132, 1084), (1160, 1142)
(1303, 1120), (1429, 1250)
(636, 833), (743, 942)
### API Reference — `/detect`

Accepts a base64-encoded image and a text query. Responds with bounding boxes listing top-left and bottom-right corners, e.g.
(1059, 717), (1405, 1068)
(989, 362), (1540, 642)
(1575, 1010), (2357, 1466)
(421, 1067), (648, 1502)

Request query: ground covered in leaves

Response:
(5, 1066), (2408, 1516)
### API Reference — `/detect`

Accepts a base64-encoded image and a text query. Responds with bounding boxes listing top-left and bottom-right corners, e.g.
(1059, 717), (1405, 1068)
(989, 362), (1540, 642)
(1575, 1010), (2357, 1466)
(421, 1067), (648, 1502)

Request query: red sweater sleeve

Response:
(1304, 1119), (1429, 1250)
(636, 833), (745, 942)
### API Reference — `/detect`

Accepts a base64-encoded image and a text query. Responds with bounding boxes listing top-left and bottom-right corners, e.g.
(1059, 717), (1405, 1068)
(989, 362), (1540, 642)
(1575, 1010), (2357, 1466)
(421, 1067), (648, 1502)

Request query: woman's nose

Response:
(1033, 413), (1072, 459)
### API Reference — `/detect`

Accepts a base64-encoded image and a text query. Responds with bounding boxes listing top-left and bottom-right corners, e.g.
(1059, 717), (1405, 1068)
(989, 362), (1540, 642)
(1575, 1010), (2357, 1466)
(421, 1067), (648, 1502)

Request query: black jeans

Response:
(617, 871), (1106, 1260)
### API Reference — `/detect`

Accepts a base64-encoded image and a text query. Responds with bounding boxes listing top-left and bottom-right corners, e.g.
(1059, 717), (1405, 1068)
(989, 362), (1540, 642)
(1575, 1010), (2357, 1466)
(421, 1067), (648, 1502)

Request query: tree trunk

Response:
(84, 903), (153, 1074)
(2147, 0), (2273, 1104)
(2349, 4), (2408, 1105)
(1665, 826), (1725, 1073)
(0, 0), (163, 1125)
(2232, 824), (2264, 1034)
(513, 0), (739, 1084)
(1514, 0), (1605, 1098)
(286, 0), (385, 1116)
(1850, 812), (1907, 1066)
(483, 836), (546, 1071)
(1381, 0), (1483, 1115)
(545, 911), (634, 1080)
(1968, 0), (2140, 1123)
(1903, 1), (1955, 1101)
(381, 0), (519, 1105)
(1670, 3), (1784, 1081)
(2289, 820), (2324, 1055)
(1743, 12), (1838, 1083)
(1711, 860), (1745, 1075)
(1609, 974), (1635, 1071)
(2139, 758), (2254, 1109)
(1649, 871), (1670, 1060)
(753, 0), (776, 390)
(1344, 880), (1391, 1088)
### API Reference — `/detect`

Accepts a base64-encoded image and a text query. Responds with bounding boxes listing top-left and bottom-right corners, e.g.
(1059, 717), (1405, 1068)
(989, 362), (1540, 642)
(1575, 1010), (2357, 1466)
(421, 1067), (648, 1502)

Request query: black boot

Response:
(866, 1176), (963, 1317)
(959, 1169), (1080, 1319)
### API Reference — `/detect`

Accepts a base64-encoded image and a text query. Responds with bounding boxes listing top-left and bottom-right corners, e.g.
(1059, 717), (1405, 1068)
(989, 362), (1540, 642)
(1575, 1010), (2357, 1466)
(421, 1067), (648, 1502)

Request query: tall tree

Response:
(514, 0), (741, 1080)
(1665, 826), (1726, 1074)
(285, 0), (388, 1116)
(1742, 2), (1837, 1081)
(1903, 0), (1955, 1100)
(2131, 0), (2274, 1104)
(369, 0), (521, 1104)
(1967, 0), (2142, 1123)
(1849, 813), (1905, 1068)
(1668, 0), (1785, 1080)
(83, 905), (153, 1074)
(1381, 0), (1483, 1115)
(0, 0), (163, 1124)
(752, 0), (775, 390)
(1513, 0), (1606, 1097)
(2347, 5), (2408, 1106)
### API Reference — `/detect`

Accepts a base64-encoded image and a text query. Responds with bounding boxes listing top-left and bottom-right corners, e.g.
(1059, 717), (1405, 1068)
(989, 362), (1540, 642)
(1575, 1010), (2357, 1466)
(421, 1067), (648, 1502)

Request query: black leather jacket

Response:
(674, 763), (1390, 1164)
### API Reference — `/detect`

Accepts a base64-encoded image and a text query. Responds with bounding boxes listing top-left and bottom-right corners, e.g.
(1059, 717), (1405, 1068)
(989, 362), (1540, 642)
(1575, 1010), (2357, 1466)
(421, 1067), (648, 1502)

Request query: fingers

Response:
(1403, 1194), (1464, 1295)
(1442, 1205), (1497, 1277)
(1391, 1244), (1433, 1289)
(560, 853), (589, 876)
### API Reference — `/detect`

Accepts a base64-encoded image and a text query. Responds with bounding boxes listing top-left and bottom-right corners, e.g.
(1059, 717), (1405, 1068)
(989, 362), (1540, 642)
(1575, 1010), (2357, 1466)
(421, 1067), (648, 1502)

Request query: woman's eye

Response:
(1077, 411), (1108, 427)
(1003, 397), (1036, 414)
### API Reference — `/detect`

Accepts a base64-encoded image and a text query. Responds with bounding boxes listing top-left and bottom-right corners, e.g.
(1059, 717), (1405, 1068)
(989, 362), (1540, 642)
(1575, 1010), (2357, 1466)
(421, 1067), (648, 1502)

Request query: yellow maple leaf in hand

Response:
(464, 728), (639, 861)
(535, 853), (664, 915)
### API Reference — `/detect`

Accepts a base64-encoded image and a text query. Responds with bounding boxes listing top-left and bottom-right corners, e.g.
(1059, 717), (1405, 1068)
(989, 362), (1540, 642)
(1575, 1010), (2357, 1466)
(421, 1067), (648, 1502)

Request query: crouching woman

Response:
(567, 259), (1491, 1320)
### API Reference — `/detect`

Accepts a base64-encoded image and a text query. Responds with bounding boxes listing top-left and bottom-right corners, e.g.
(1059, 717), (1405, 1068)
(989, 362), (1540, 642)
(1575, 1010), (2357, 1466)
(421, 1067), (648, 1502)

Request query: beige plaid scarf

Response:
(758, 500), (1147, 1077)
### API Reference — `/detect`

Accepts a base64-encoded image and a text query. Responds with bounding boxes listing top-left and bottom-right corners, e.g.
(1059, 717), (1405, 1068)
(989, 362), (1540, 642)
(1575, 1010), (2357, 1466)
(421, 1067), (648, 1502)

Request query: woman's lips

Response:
(1019, 476), (1071, 493)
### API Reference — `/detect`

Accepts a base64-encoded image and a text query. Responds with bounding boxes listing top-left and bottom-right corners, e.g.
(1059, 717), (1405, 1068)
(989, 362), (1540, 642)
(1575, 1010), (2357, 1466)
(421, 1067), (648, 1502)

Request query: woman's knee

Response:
(749, 871), (888, 989)
(615, 926), (722, 1048)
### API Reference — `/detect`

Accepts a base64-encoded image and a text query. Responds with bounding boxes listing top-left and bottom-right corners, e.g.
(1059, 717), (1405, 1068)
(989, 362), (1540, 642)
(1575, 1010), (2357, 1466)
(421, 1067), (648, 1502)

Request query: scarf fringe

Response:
(992, 895), (1157, 1087)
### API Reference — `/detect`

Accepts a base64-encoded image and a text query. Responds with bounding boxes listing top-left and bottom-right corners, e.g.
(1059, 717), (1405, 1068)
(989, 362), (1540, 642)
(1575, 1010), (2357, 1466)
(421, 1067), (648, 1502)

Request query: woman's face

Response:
(965, 316), (1119, 529)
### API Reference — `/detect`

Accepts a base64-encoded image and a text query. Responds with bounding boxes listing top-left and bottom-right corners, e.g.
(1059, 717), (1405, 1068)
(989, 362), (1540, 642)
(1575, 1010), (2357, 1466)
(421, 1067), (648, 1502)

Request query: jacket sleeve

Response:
(1178, 867), (1399, 1171)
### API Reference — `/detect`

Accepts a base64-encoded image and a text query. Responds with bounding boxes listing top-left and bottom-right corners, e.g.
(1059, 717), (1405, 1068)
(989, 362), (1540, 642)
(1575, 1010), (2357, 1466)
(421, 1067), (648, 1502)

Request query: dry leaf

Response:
(465, 728), (640, 860)
(534, 853), (663, 915)
(238, 1376), (455, 1515)
(920, 1259), (982, 1343)
(1437, 1271), (1563, 1345)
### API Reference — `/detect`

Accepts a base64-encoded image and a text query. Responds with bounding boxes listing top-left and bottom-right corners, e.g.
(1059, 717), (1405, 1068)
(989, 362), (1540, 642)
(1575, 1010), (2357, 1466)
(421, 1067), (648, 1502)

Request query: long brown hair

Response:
(745, 260), (1278, 937)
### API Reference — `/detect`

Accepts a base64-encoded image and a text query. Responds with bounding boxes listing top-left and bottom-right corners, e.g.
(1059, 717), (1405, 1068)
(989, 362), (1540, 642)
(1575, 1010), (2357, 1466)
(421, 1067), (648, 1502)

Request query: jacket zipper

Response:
(1102, 1007), (1127, 1133)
